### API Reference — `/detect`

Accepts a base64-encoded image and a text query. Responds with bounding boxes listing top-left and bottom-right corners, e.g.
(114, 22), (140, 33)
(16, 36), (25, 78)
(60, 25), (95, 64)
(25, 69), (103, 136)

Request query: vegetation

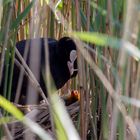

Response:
(0, 0), (140, 140)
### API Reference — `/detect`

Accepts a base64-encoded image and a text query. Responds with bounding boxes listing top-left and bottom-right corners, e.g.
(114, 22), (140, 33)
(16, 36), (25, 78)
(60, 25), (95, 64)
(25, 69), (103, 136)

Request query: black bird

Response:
(0, 37), (78, 104)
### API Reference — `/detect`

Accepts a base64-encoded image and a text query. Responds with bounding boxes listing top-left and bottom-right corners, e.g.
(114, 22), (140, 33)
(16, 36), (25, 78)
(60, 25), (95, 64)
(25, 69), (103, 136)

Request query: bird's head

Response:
(58, 37), (78, 78)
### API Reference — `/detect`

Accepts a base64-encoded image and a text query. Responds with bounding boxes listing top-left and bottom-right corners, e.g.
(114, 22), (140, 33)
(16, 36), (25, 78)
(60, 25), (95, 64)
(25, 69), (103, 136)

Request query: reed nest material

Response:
(7, 101), (80, 140)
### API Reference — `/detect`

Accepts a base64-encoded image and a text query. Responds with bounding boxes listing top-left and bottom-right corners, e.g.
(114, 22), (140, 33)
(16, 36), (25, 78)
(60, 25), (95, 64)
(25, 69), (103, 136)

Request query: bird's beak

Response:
(67, 50), (78, 76)
(67, 61), (78, 76)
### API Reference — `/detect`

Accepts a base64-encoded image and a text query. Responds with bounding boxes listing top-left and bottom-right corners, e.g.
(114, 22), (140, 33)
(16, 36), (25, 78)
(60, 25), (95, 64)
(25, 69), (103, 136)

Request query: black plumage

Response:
(0, 37), (77, 103)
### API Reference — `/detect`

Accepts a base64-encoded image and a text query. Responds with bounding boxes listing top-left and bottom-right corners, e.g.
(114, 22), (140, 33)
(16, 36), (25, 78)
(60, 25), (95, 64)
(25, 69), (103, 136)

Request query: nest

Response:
(7, 100), (80, 140)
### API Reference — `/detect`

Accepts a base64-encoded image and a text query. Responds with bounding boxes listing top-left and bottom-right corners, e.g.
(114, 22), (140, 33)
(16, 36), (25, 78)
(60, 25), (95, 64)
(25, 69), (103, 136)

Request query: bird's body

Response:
(0, 37), (77, 104)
